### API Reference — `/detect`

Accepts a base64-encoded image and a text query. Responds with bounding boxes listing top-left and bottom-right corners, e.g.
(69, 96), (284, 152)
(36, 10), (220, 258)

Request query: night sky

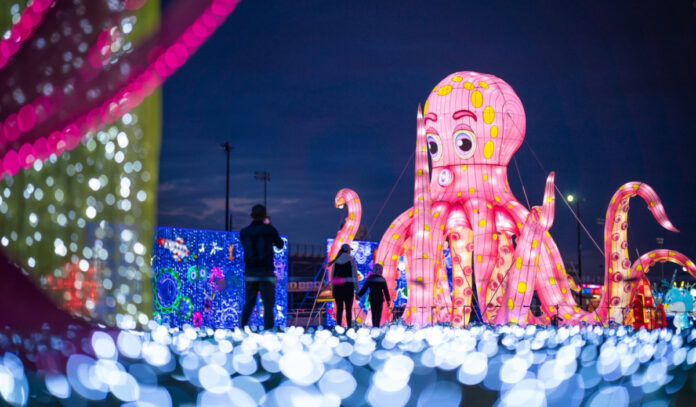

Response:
(158, 0), (696, 278)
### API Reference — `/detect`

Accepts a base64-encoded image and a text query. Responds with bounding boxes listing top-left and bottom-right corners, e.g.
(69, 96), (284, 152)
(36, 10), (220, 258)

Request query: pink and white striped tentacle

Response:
(327, 188), (362, 263)
(495, 172), (556, 325)
(430, 202), (453, 322)
(484, 232), (514, 321)
(599, 182), (679, 323)
(374, 208), (413, 324)
(409, 105), (436, 326)
(630, 250), (696, 292)
(462, 198), (499, 320)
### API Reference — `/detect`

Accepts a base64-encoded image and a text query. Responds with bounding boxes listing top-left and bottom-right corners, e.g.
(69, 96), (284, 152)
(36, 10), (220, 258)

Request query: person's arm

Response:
(351, 259), (359, 293)
(381, 280), (391, 303)
(272, 227), (284, 249)
(357, 280), (368, 298)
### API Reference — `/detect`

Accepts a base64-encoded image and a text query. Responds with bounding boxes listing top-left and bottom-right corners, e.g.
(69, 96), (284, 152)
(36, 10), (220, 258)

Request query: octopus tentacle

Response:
(495, 172), (556, 325)
(630, 249), (696, 291)
(600, 182), (679, 323)
(462, 198), (499, 318)
(410, 105), (436, 326)
(430, 202), (453, 322)
(449, 227), (474, 327)
(501, 198), (591, 325)
(375, 207), (413, 324)
(446, 205), (474, 327)
(327, 188), (362, 262)
(484, 232), (513, 321)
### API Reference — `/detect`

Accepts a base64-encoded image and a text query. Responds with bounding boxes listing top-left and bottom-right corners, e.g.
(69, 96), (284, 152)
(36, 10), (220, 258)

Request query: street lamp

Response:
(221, 142), (234, 231)
(567, 193), (582, 303)
(254, 171), (271, 209)
(656, 237), (664, 280)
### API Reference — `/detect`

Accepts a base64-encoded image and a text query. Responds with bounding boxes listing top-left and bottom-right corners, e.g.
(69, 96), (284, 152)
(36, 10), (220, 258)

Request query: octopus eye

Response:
(453, 129), (476, 159)
(426, 133), (442, 161)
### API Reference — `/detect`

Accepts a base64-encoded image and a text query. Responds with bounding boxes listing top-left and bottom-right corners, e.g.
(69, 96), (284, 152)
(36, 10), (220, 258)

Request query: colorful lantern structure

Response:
(663, 283), (694, 330)
(0, 0), (241, 326)
(331, 71), (696, 327)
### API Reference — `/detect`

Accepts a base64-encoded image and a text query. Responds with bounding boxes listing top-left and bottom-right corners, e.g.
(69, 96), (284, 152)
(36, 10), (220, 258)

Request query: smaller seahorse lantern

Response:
(663, 282), (693, 330)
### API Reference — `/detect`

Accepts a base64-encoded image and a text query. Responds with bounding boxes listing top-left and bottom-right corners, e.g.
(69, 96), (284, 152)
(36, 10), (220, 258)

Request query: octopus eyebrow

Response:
(453, 110), (477, 121)
(424, 112), (438, 125)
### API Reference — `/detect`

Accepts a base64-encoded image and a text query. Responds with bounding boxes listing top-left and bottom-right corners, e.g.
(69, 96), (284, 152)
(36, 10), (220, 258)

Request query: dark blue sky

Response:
(158, 0), (696, 277)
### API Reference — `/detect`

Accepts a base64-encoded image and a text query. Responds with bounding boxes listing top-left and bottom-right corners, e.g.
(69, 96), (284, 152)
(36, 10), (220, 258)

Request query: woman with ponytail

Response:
(328, 243), (359, 328)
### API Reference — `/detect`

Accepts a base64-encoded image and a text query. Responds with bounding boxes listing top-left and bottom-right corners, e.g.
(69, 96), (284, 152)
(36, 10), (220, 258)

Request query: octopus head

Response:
(423, 72), (526, 178)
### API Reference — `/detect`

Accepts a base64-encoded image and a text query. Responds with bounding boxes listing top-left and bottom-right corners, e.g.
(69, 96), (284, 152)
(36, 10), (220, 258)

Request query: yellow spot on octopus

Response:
(479, 81), (489, 89)
(471, 90), (483, 108)
(515, 256), (522, 269)
(477, 255), (483, 263)
(483, 141), (494, 159)
(438, 85), (452, 96)
(494, 196), (501, 202)
(392, 234), (400, 240)
(517, 281), (527, 293)
(531, 239), (538, 249)
(469, 187), (476, 194)
(490, 125), (498, 138)
(507, 298), (514, 310)
(478, 219), (487, 228)
(463, 82), (474, 90)
(452, 75), (462, 82)
(483, 174), (488, 181)
(549, 277), (556, 285)
(483, 106), (495, 124)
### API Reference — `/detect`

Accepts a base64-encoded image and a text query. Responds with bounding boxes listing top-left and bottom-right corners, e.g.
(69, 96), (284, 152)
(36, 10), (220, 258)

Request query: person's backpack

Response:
(333, 261), (352, 278)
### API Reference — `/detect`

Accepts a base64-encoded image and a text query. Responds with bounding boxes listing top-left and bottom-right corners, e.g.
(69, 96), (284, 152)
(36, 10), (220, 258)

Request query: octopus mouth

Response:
(437, 168), (453, 186)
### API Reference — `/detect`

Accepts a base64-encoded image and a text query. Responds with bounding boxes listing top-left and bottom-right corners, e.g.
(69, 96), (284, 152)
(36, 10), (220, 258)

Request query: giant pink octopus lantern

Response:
(333, 71), (696, 327)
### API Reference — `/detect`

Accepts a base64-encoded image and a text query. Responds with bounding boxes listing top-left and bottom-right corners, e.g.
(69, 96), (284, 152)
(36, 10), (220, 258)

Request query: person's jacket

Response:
(357, 273), (390, 303)
(240, 220), (284, 279)
(331, 253), (358, 291)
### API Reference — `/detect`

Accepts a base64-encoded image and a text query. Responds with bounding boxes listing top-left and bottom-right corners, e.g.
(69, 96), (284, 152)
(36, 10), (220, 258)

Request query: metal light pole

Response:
(656, 237), (664, 280)
(221, 142), (234, 231)
(568, 194), (582, 305)
(254, 171), (271, 208)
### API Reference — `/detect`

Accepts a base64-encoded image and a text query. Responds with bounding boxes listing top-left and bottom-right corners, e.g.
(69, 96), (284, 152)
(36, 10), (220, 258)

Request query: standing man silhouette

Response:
(240, 204), (284, 330)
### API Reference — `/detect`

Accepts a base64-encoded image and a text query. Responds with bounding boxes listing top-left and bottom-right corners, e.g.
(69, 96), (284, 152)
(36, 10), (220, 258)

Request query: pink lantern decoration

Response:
(3, 149), (19, 176)
(124, 0), (148, 11)
(47, 131), (66, 156)
(17, 105), (37, 133)
(33, 137), (50, 161)
(332, 71), (696, 327)
(3, 114), (20, 142)
(0, 0), (242, 178)
(18, 143), (35, 169)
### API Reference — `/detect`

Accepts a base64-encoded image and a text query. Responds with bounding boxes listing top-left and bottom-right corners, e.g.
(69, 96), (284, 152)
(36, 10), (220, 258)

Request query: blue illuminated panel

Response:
(152, 227), (288, 328)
